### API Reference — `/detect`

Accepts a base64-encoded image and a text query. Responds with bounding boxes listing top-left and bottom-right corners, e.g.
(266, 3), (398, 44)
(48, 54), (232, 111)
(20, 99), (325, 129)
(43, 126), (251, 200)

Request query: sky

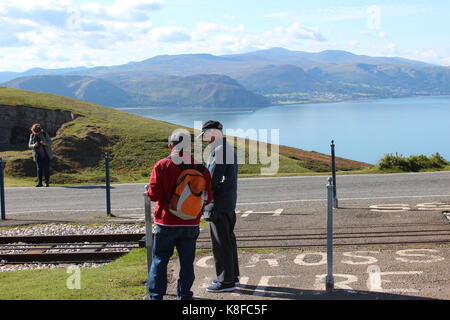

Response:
(0, 0), (449, 72)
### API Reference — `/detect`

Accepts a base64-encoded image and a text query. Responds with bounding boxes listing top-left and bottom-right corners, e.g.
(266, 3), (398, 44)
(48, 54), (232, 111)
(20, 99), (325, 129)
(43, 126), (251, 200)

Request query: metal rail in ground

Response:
(0, 252), (130, 264)
(0, 233), (145, 244)
(0, 233), (144, 264)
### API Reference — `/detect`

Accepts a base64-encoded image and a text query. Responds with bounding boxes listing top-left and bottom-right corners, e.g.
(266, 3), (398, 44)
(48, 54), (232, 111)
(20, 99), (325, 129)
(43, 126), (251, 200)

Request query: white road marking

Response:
(417, 202), (450, 211)
(240, 209), (284, 217)
(272, 208), (284, 216)
(5, 208), (144, 214)
(366, 265), (423, 293)
(395, 249), (445, 263)
(369, 204), (411, 213)
(444, 211), (450, 223)
(314, 274), (358, 291)
(341, 251), (379, 265)
(237, 194), (450, 206)
(245, 254), (285, 268)
(294, 252), (327, 266)
(196, 256), (214, 268)
(241, 210), (253, 217)
(253, 275), (296, 297)
(6, 196), (450, 215)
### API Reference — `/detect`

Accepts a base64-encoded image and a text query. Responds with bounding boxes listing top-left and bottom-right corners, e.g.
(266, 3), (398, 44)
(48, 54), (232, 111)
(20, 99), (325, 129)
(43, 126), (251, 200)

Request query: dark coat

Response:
(204, 138), (238, 213)
(28, 131), (53, 162)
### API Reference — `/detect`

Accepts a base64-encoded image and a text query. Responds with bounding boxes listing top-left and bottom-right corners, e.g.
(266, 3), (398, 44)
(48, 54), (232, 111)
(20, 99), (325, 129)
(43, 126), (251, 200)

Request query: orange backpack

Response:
(169, 163), (207, 220)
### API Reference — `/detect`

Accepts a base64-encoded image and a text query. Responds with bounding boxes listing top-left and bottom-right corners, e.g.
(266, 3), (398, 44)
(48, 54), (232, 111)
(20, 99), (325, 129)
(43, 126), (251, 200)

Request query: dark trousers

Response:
(36, 157), (50, 185)
(209, 211), (240, 284)
(147, 225), (200, 300)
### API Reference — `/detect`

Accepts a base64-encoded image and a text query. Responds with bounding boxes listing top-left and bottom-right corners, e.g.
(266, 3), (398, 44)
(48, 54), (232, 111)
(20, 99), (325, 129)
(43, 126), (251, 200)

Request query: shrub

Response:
(378, 152), (449, 172)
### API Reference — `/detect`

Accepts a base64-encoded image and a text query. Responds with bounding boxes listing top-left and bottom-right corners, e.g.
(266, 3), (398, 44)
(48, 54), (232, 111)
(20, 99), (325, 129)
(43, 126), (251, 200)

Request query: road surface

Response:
(3, 171), (450, 218)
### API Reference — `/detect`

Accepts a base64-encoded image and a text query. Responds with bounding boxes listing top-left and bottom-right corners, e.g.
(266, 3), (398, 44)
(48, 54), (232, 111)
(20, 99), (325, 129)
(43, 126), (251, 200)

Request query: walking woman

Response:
(28, 124), (53, 187)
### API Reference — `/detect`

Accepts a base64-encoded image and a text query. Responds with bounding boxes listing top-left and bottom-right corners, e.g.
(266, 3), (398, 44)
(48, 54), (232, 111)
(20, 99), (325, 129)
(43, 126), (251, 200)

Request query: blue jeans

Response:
(147, 224), (200, 300)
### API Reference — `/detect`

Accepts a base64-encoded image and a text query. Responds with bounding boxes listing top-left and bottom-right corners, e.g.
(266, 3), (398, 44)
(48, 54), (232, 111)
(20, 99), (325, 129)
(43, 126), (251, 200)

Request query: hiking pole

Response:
(331, 140), (338, 208)
(144, 184), (153, 272)
(326, 177), (335, 291)
(105, 152), (112, 217)
(0, 158), (5, 220)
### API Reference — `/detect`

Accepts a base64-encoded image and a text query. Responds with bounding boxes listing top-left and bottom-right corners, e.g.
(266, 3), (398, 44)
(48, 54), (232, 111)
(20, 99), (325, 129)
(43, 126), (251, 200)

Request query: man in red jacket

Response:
(146, 132), (213, 300)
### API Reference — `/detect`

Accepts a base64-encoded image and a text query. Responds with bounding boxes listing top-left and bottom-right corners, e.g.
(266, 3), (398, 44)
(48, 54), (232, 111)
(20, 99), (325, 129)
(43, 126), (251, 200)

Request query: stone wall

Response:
(0, 105), (78, 151)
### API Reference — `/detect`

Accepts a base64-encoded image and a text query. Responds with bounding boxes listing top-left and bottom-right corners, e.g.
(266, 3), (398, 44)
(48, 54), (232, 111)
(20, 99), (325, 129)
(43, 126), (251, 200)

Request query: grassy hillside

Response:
(0, 87), (371, 185)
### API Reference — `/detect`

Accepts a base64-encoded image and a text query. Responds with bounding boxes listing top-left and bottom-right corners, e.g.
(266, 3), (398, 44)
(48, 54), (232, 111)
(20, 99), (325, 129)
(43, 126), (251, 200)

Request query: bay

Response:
(116, 95), (450, 164)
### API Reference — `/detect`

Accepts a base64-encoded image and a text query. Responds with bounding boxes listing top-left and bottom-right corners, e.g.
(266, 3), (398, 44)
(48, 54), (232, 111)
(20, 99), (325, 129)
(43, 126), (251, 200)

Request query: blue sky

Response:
(1, 0), (449, 71)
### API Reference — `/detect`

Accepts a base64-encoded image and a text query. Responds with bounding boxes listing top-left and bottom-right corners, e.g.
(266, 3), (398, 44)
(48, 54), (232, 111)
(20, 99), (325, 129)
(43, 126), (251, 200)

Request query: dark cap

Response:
(196, 120), (223, 138)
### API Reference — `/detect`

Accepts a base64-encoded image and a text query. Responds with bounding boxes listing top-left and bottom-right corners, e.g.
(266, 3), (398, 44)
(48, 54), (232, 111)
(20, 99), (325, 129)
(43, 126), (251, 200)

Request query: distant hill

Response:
(2, 48), (450, 106)
(74, 48), (450, 100)
(2, 74), (270, 108)
(123, 74), (270, 107)
(0, 67), (88, 83)
(4, 75), (132, 107)
(237, 65), (325, 94)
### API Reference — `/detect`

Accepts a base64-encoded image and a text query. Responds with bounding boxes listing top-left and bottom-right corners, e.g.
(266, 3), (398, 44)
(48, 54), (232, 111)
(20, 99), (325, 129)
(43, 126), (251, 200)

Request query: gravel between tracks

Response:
(0, 223), (145, 237)
(0, 223), (145, 272)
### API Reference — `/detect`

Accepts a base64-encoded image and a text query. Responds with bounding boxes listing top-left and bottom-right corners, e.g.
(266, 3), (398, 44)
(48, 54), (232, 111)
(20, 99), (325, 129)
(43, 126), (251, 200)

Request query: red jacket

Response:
(147, 154), (213, 226)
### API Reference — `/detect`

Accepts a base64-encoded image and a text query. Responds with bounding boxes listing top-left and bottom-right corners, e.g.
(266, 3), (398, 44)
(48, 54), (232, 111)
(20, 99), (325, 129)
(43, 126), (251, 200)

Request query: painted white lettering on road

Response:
(314, 274), (358, 291)
(253, 275), (298, 297)
(246, 254), (285, 268)
(341, 251), (379, 265)
(395, 249), (444, 263)
(294, 252), (327, 266)
(367, 265), (423, 293)
(196, 256), (214, 268)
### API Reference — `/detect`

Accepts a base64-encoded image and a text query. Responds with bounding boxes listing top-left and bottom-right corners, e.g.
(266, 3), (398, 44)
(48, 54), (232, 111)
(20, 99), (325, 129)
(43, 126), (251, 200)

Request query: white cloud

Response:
(149, 26), (191, 43)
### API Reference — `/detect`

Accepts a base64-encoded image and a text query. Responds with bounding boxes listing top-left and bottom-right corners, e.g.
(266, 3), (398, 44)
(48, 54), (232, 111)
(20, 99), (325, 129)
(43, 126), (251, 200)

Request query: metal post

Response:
(105, 152), (111, 216)
(0, 158), (5, 220)
(331, 140), (338, 208)
(326, 177), (334, 291)
(144, 184), (153, 273)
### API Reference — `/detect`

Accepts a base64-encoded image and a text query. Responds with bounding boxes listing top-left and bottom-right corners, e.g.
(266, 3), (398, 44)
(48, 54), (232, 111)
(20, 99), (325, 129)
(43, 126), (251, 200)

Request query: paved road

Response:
(3, 171), (450, 220)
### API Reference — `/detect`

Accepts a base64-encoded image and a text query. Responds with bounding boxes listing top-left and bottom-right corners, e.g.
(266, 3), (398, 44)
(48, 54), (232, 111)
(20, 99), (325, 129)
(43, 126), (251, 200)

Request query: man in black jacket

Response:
(199, 120), (240, 293)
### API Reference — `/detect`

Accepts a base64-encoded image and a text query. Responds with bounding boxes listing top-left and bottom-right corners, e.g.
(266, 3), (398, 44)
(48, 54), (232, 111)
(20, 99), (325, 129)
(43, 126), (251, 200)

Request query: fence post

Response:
(0, 158), (5, 220)
(105, 152), (112, 217)
(144, 184), (153, 273)
(331, 140), (338, 208)
(326, 177), (334, 291)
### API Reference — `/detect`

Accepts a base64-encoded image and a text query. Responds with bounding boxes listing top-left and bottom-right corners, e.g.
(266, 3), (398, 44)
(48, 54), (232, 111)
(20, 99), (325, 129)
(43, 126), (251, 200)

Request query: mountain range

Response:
(1, 48), (449, 107)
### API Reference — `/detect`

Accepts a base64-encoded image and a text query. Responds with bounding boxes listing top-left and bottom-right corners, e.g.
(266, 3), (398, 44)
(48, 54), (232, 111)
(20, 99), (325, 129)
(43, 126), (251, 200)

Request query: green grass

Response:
(0, 249), (148, 300)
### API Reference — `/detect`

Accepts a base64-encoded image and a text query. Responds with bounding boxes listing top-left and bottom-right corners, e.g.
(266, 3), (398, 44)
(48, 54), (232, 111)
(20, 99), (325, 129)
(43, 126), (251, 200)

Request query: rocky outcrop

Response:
(52, 131), (110, 168)
(0, 105), (78, 151)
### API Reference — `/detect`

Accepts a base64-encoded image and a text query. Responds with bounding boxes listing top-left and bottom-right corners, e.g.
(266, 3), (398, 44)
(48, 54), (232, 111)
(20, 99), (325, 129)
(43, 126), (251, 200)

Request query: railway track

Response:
(1, 222), (449, 263)
(0, 233), (145, 264)
(197, 223), (450, 249)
